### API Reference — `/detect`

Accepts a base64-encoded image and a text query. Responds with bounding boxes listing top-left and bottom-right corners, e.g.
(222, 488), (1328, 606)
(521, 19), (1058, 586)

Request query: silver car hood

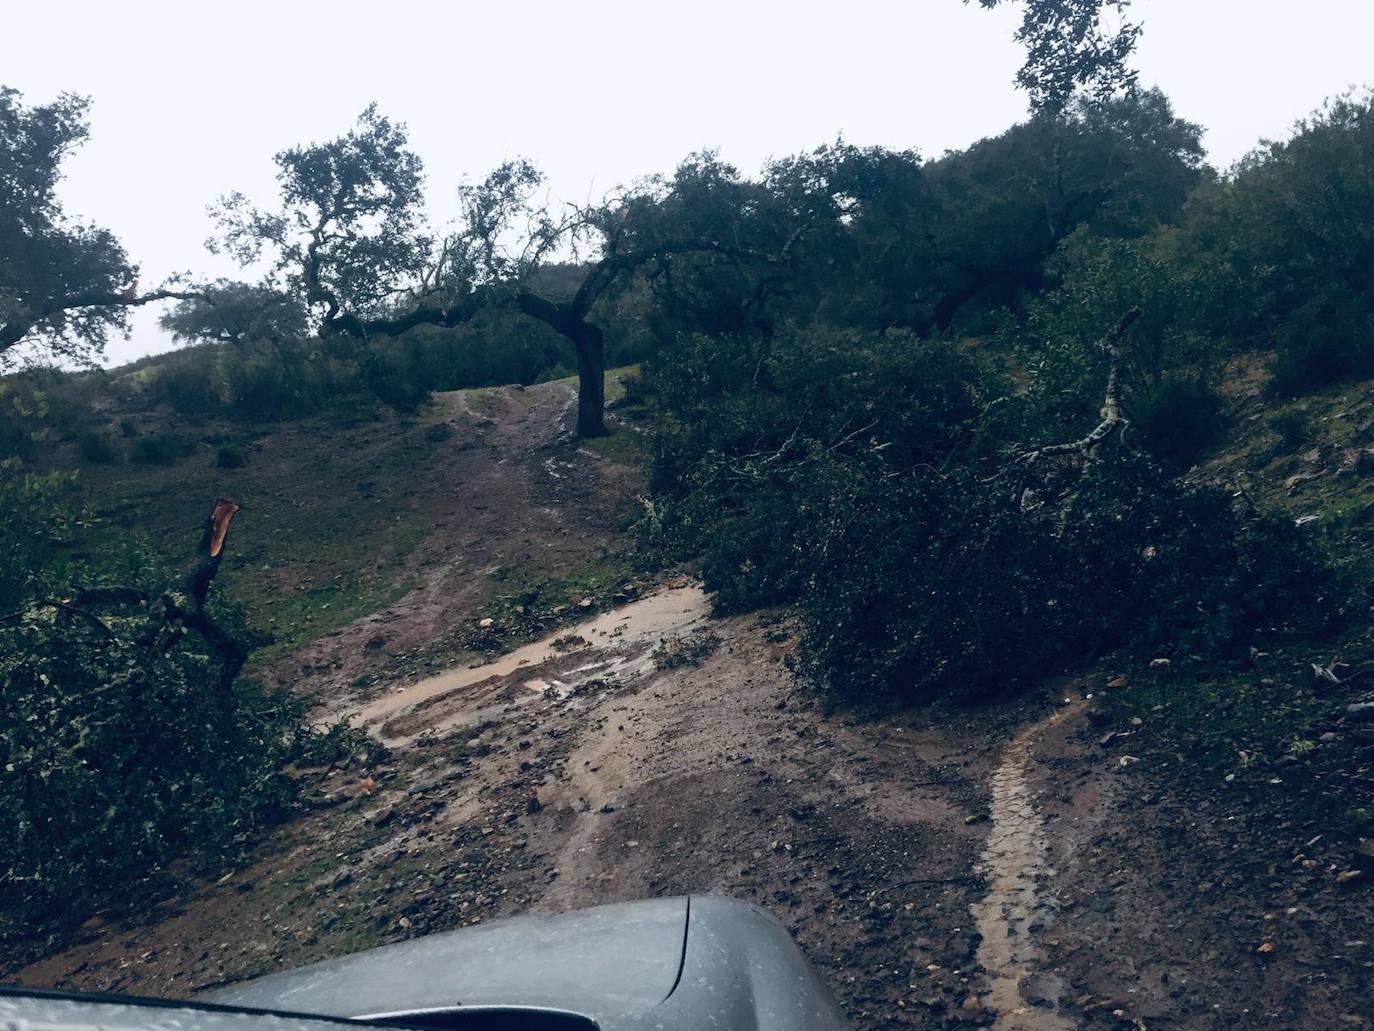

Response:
(206, 897), (685, 1026)
(204, 895), (848, 1030)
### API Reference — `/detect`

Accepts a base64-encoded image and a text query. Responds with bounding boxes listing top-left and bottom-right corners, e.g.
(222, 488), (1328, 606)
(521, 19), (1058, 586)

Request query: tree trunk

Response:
(573, 325), (607, 438)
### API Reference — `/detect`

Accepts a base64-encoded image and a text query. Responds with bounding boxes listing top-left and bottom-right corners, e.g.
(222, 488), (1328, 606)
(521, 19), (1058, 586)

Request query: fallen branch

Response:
(982, 308), (1142, 497)
(1013, 307), (1141, 465)
(39, 498), (249, 690)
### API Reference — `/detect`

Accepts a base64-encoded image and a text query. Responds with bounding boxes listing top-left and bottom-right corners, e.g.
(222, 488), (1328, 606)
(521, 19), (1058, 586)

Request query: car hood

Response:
(203, 895), (847, 1030)
(204, 897), (687, 1026)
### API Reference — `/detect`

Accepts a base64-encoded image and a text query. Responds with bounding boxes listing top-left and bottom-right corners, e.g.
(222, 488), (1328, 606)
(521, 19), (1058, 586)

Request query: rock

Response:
(961, 994), (983, 1015)
(1149, 657), (1171, 671)
(478, 617), (494, 629)
(1313, 663), (1343, 688)
(578, 598), (594, 609)
(1321, 732), (1340, 743)
(369, 807), (395, 827)
(1106, 675), (1129, 689)
(1337, 869), (1364, 887)
(328, 868), (353, 889)
(1099, 731), (1122, 747)
(1347, 702), (1374, 723)
(1295, 514), (1321, 528)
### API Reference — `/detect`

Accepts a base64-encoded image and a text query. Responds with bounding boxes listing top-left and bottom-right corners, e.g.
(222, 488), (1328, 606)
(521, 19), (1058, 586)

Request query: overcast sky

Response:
(8, 0), (1373, 366)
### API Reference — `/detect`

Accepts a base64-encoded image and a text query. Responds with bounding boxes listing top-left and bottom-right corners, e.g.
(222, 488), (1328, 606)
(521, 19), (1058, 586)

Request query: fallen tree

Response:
(0, 494), (328, 949)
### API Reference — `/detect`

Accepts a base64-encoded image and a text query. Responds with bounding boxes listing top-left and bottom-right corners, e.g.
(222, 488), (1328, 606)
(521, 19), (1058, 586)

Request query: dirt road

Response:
(11, 378), (1374, 1030)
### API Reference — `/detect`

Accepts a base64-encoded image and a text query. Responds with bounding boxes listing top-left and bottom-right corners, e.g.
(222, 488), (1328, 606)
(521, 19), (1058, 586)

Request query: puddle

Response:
(971, 704), (1080, 1029)
(343, 584), (711, 745)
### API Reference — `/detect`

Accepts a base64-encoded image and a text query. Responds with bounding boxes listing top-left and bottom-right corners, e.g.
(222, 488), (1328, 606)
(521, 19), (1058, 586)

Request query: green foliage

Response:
(0, 619), (306, 943)
(1269, 409), (1314, 449)
(155, 359), (222, 415)
(0, 470), (337, 948)
(795, 455), (1334, 704)
(1008, 232), (1219, 428)
(215, 444), (245, 469)
(1172, 92), (1374, 391)
(652, 629), (723, 670)
(0, 461), (84, 610)
(130, 431), (188, 465)
(209, 105), (429, 324)
(645, 314), (1338, 707)
(972, 0), (1141, 111)
(646, 325), (989, 613)
(422, 422), (453, 444)
(77, 430), (119, 464)
(1131, 377), (1224, 470)
(0, 87), (134, 366)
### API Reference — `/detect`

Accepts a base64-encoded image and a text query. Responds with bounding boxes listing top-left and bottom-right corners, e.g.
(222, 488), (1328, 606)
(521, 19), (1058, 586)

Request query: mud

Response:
(972, 703), (1081, 1030)
(345, 585), (710, 745)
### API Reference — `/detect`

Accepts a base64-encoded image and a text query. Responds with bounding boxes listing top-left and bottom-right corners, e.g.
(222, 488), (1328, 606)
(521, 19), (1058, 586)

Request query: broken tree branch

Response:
(986, 307), (1142, 488)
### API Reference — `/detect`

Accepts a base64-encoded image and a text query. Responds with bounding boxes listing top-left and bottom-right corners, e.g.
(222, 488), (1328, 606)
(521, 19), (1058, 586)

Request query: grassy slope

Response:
(43, 367), (647, 670)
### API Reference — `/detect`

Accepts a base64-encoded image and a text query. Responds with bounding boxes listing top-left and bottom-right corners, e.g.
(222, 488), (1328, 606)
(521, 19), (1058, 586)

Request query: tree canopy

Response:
(973, 0), (1141, 111)
(0, 88), (204, 365)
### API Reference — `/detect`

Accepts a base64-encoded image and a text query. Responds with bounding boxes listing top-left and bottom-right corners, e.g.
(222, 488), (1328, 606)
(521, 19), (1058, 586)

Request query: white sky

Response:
(7, 0), (1373, 366)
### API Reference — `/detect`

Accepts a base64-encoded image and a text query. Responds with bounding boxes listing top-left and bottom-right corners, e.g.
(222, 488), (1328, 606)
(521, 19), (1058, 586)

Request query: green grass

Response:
(581, 429), (647, 464)
(42, 399), (466, 661)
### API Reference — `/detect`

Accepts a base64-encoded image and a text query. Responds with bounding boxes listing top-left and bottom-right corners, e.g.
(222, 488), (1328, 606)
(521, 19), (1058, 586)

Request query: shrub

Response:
(794, 454), (1337, 704)
(0, 482), (340, 951)
(1131, 378), (1225, 470)
(77, 431), (119, 465)
(130, 431), (188, 465)
(1268, 287), (1374, 396)
(0, 615), (307, 945)
(225, 356), (301, 420)
(644, 319), (1339, 708)
(215, 444), (246, 469)
(118, 416), (139, 437)
(423, 422), (453, 444)
(653, 629), (723, 669)
(155, 361), (222, 415)
(1269, 408), (1314, 449)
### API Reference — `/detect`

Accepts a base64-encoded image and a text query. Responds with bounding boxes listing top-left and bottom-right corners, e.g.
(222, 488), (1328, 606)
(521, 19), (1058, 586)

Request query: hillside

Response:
(5, 361), (1374, 1029)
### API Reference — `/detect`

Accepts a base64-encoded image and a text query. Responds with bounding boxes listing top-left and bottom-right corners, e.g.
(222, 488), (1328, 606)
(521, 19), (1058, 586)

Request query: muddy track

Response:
(11, 583), (1021, 1029)
(264, 379), (638, 705)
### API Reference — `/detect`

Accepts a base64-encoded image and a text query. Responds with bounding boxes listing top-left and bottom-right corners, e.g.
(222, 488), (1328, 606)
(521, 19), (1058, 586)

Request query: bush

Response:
(215, 444), (246, 469)
(0, 615), (306, 944)
(644, 319), (1339, 708)
(423, 422), (453, 444)
(130, 431), (188, 465)
(794, 454), (1337, 704)
(77, 431), (119, 465)
(0, 480), (342, 950)
(1269, 408), (1314, 448)
(1131, 378), (1225, 470)
(1268, 287), (1374, 396)
(155, 361), (222, 415)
